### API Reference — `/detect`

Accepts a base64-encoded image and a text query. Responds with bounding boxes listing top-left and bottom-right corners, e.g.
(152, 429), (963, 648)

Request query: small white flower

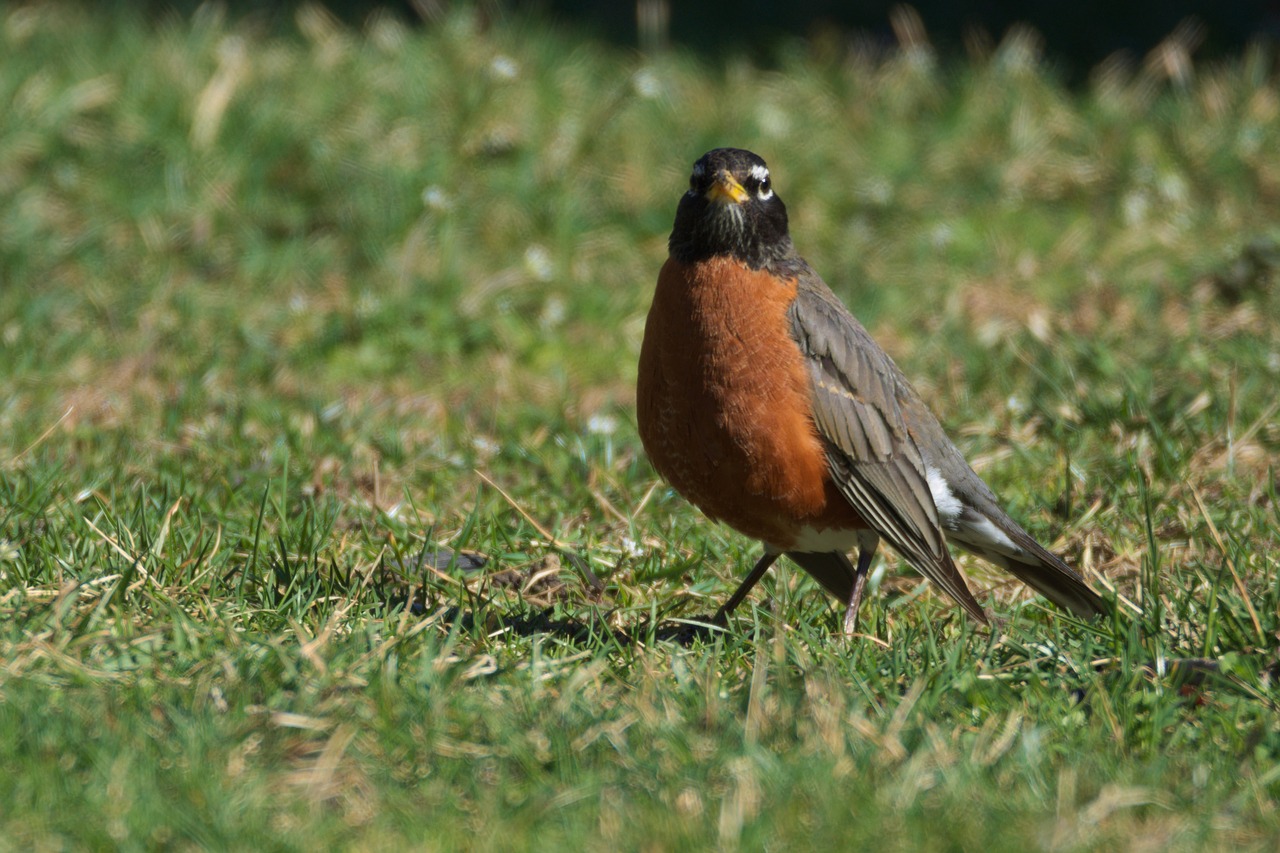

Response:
(422, 185), (452, 211)
(1122, 190), (1148, 225)
(587, 414), (617, 436)
(540, 295), (566, 330)
(859, 176), (893, 205)
(523, 245), (554, 281)
(632, 67), (661, 99)
(1158, 172), (1188, 205)
(930, 223), (954, 249)
(489, 55), (518, 80)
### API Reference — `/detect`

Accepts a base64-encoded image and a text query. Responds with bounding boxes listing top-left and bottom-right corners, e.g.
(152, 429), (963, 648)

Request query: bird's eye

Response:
(757, 177), (773, 199)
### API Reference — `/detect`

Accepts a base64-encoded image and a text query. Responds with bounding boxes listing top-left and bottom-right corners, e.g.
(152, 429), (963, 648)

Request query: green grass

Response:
(2, 3), (1279, 849)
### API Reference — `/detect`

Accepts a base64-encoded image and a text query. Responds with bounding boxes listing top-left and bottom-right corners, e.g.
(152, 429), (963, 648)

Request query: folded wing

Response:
(787, 271), (989, 623)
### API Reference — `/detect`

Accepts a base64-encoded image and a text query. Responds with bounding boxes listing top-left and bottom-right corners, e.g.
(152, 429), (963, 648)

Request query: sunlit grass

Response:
(1, 3), (1278, 849)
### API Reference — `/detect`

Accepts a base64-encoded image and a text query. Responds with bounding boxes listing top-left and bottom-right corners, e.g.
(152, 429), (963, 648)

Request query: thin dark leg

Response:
(714, 551), (780, 624)
(841, 543), (876, 636)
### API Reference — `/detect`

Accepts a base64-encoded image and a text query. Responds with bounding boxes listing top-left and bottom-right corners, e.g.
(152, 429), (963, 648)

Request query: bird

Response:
(636, 147), (1108, 634)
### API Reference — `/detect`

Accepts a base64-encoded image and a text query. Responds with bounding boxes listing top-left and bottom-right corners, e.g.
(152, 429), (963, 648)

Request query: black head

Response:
(668, 148), (795, 269)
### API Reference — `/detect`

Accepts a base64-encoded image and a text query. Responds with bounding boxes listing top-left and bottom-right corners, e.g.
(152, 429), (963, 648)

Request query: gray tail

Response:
(785, 530), (1102, 622)
(950, 512), (1109, 619)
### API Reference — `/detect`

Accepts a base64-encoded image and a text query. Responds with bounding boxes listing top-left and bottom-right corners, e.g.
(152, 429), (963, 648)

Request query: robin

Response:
(636, 147), (1107, 633)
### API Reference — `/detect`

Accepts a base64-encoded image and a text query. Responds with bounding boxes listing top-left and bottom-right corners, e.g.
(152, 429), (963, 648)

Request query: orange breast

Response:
(636, 255), (866, 550)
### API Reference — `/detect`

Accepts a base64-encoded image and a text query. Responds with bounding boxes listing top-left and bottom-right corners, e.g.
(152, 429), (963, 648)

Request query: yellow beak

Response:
(705, 170), (749, 205)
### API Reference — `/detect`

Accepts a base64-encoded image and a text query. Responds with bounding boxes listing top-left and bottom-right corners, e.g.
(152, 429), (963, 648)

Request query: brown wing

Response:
(786, 270), (989, 624)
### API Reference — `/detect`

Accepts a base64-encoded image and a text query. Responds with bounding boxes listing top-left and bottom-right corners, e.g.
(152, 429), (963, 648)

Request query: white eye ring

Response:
(748, 163), (772, 199)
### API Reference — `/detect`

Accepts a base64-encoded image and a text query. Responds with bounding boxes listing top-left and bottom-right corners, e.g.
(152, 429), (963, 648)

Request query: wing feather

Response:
(787, 273), (988, 623)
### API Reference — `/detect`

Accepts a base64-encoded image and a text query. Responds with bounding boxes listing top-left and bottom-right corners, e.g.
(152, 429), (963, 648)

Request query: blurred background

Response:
(3, 3), (1280, 845)
(111, 0), (1280, 78)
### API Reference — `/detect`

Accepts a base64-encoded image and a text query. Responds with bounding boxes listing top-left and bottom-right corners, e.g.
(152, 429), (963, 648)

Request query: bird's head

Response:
(668, 148), (794, 268)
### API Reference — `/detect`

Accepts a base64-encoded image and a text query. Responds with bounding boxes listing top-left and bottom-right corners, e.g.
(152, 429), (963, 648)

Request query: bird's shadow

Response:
(378, 547), (729, 648)
(397, 602), (730, 648)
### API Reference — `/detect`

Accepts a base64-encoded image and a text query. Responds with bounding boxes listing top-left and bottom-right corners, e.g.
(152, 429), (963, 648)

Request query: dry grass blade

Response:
(476, 469), (567, 549)
(5, 406), (74, 467)
(1189, 482), (1264, 643)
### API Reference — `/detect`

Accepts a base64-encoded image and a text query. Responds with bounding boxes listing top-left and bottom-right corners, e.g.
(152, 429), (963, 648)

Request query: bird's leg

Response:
(714, 551), (780, 624)
(842, 535), (879, 636)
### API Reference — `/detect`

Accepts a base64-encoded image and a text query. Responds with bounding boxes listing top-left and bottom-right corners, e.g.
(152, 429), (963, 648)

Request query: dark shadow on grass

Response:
(379, 547), (733, 648)
(387, 601), (733, 648)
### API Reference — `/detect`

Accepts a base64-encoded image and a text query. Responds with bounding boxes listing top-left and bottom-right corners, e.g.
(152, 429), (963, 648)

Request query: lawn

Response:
(1, 3), (1278, 849)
